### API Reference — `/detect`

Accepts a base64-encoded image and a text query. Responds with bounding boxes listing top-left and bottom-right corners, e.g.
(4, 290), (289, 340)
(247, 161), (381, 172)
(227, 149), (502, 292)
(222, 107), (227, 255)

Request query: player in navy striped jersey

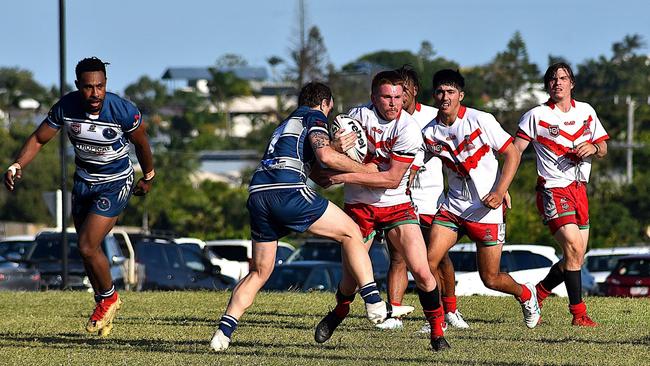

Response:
(210, 82), (414, 352)
(4, 57), (154, 336)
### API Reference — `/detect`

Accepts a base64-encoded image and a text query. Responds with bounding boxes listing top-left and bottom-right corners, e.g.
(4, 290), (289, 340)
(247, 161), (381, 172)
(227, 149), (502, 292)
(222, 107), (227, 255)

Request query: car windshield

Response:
(210, 246), (248, 261)
(586, 254), (627, 272)
(288, 243), (340, 262)
(0, 240), (34, 258)
(448, 251), (477, 272)
(31, 235), (83, 261)
(264, 267), (312, 291)
(615, 258), (650, 277)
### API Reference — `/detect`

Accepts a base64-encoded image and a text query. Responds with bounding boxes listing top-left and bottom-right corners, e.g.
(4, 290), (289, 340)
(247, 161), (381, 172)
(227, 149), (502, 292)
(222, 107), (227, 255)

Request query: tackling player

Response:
(422, 70), (541, 340)
(514, 63), (608, 326)
(4, 57), (155, 336)
(210, 82), (414, 352)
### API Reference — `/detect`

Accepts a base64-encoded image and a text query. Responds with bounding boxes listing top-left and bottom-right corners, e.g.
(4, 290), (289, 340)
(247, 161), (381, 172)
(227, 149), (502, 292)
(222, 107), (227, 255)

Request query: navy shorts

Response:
(72, 174), (134, 218)
(247, 186), (328, 242)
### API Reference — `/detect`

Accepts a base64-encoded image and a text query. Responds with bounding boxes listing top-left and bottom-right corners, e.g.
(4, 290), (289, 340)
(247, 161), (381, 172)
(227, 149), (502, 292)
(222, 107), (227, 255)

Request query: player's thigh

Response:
(554, 224), (587, 254)
(427, 224), (458, 267)
(386, 224), (429, 272)
(308, 201), (363, 243)
(476, 244), (503, 278)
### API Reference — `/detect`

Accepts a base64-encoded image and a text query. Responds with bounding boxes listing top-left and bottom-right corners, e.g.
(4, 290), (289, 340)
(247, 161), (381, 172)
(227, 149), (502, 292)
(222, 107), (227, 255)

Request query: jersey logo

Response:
(483, 228), (494, 242)
(564, 120), (575, 126)
(71, 122), (81, 135)
(463, 135), (475, 151)
(97, 197), (111, 212)
(371, 127), (384, 134)
(548, 125), (560, 137)
(88, 124), (97, 132)
(103, 128), (117, 139)
(431, 142), (443, 154)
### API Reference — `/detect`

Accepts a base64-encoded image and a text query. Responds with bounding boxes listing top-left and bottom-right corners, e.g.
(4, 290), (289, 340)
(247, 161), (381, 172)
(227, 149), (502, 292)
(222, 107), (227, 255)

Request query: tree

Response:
(215, 54), (249, 69)
(124, 76), (168, 116)
(289, 25), (330, 87)
(0, 67), (54, 110)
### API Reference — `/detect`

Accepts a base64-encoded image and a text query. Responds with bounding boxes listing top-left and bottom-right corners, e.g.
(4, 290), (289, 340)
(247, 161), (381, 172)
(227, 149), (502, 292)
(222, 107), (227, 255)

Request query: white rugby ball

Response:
(329, 114), (368, 163)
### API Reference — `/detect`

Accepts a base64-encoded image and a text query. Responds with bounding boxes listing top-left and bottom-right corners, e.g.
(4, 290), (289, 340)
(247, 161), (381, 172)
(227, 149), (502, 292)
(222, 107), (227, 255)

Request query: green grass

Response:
(0, 291), (648, 365)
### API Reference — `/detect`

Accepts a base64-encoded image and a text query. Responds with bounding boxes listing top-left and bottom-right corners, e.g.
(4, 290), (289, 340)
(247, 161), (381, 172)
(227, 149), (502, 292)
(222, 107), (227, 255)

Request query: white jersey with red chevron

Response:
(422, 105), (513, 223)
(344, 104), (422, 207)
(409, 103), (444, 215)
(517, 99), (609, 188)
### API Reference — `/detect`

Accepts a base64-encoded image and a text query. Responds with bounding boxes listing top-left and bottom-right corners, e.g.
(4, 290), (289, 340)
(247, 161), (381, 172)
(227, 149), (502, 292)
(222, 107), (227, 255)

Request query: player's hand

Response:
(330, 130), (356, 153)
(363, 162), (379, 173)
(310, 169), (335, 188)
(133, 177), (153, 196)
(575, 141), (598, 159)
(4, 164), (22, 191)
(481, 191), (504, 209)
(504, 190), (512, 209)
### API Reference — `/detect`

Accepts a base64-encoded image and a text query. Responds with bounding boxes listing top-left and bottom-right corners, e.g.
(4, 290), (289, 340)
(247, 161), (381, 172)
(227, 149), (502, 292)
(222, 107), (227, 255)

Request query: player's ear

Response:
(74, 80), (80, 90)
(459, 91), (465, 102)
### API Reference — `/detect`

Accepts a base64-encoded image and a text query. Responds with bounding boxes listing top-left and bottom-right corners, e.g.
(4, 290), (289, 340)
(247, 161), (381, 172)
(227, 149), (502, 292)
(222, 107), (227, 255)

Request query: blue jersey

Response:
(249, 106), (329, 193)
(46, 91), (142, 184)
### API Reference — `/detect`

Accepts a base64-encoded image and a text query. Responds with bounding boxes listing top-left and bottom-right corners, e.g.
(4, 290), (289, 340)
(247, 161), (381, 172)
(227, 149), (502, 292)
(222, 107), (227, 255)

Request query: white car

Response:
(449, 243), (569, 297)
(0, 235), (36, 258)
(205, 239), (295, 281)
(585, 246), (650, 293)
(173, 237), (243, 283)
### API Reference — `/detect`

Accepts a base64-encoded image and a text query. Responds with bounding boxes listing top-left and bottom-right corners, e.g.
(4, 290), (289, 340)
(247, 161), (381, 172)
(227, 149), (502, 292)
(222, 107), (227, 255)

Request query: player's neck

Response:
(553, 97), (573, 113)
(405, 105), (416, 115)
(437, 107), (460, 126)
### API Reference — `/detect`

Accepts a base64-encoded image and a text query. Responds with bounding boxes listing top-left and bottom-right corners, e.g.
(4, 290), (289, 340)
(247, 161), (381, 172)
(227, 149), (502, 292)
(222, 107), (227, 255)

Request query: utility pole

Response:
(59, 0), (69, 288)
(626, 97), (636, 184)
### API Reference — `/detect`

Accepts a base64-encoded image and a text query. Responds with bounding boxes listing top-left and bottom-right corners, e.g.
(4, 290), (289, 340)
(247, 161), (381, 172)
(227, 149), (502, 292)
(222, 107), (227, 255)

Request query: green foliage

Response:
(123, 76), (168, 116)
(0, 67), (55, 109)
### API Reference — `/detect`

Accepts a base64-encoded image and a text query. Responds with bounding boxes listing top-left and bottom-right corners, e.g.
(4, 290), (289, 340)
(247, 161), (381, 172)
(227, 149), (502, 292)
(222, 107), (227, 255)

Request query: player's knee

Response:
(410, 266), (435, 288)
(480, 272), (500, 290)
(77, 240), (101, 259)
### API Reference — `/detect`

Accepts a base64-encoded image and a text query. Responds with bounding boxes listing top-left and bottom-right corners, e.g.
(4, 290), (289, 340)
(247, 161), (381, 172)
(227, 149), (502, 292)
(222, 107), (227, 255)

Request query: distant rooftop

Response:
(162, 66), (269, 81)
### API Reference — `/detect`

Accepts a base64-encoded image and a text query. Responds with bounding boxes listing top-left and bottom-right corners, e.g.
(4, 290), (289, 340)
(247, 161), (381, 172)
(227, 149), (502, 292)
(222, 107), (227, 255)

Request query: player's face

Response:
(371, 83), (403, 121)
(76, 71), (107, 114)
(433, 84), (464, 114)
(402, 81), (417, 112)
(548, 68), (574, 102)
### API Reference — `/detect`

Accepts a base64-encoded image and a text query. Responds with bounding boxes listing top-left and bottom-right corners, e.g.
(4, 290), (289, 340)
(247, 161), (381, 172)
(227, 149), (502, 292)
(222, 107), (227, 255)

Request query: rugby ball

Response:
(329, 114), (368, 163)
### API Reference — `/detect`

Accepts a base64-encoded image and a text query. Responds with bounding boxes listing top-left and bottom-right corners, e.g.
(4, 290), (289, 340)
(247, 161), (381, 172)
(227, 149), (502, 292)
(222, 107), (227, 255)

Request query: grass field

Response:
(0, 291), (648, 366)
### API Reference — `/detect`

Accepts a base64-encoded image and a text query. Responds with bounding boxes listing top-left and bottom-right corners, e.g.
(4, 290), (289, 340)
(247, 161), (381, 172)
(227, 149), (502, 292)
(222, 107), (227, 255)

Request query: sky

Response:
(1, 0), (649, 94)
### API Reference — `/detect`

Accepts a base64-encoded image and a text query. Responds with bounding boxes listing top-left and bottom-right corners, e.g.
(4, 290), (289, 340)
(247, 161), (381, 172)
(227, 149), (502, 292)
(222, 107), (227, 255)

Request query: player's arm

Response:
(4, 121), (58, 191)
(482, 143), (521, 209)
(128, 123), (155, 196)
(330, 157), (411, 189)
(309, 131), (375, 173)
(513, 136), (530, 156)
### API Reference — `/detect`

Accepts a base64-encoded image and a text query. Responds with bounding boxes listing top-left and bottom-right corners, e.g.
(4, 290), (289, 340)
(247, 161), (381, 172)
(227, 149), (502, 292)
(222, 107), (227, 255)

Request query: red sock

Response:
(389, 300), (401, 307)
(334, 301), (351, 319)
(424, 306), (445, 338)
(535, 283), (552, 304)
(441, 296), (457, 313)
(569, 301), (587, 317)
(518, 284), (531, 302)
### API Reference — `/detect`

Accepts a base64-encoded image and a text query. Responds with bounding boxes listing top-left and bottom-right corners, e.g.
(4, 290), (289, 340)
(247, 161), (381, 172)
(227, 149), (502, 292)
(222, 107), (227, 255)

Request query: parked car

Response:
(205, 240), (296, 281)
(0, 255), (41, 291)
(133, 238), (233, 290)
(0, 235), (35, 258)
(604, 254), (650, 297)
(263, 261), (343, 292)
(286, 237), (390, 287)
(25, 230), (127, 290)
(585, 246), (650, 294)
(447, 243), (596, 297)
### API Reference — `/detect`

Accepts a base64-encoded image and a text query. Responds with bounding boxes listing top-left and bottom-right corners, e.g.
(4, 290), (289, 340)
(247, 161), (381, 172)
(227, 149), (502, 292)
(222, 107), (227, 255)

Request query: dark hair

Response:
(298, 81), (332, 107)
(396, 65), (420, 91)
(75, 57), (109, 80)
(544, 62), (575, 91)
(432, 69), (465, 91)
(371, 70), (404, 94)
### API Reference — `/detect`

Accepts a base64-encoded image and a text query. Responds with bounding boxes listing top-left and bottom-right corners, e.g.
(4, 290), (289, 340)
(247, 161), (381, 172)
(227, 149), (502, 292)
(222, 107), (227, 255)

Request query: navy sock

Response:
(218, 314), (238, 339)
(98, 285), (115, 299)
(564, 270), (582, 305)
(359, 282), (382, 304)
(541, 261), (565, 291)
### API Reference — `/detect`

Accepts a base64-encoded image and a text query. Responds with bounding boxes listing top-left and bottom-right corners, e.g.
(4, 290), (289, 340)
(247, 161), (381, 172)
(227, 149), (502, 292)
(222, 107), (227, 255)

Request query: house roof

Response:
(161, 66), (268, 81)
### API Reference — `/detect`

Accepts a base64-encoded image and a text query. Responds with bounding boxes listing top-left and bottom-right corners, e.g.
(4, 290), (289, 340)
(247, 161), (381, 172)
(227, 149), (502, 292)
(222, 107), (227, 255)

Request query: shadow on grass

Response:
(454, 332), (650, 346)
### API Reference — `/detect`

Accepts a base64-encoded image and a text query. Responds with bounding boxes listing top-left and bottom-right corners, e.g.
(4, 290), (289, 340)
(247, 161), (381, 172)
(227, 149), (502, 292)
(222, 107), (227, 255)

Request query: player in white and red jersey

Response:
(423, 69), (541, 330)
(314, 70), (449, 352)
(514, 63), (608, 327)
(377, 66), (469, 332)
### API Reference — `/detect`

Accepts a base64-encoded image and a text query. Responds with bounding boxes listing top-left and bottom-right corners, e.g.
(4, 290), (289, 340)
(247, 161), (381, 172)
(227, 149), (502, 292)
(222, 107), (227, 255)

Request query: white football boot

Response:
(210, 329), (231, 352)
(520, 283), (541, 328)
